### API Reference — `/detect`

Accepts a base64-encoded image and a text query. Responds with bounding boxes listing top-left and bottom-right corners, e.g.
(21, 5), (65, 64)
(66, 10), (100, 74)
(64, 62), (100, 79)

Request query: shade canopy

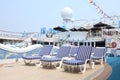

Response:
(53, 26), (67, 32)
(90, 27), (102, 30)
(105, 25), (115, 29)
(77, 27), (90, 31)
(70, 28), (78, 31)
(94, 22), (108, 27)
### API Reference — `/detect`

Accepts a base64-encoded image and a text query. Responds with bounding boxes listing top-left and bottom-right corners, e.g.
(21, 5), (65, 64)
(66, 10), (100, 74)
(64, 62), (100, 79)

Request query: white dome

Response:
(61, 7), (73, 19)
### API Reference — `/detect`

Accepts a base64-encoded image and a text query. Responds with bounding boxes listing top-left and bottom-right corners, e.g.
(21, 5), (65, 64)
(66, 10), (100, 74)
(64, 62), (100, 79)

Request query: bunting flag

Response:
(90, 0), (93, 3)
(103, 13), (106, 16)
(93, 2), (96, 6)
(101, 11), (103, 14)
(90, 0), (113, 20)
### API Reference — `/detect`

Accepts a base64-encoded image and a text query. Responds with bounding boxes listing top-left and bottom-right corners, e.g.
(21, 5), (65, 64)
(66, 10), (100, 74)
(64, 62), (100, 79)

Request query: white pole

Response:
(83, 41), (85, 46)
(94, 42), (96, 47)
(90, 42), (92, 46)
(86, 42), (88, 46)
(78, 40), (79, 46)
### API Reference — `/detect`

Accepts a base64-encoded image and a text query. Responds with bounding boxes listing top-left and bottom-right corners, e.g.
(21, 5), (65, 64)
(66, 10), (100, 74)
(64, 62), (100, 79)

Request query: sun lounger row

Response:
(22, 45), (107, 73)
(22, 45), (54, 65)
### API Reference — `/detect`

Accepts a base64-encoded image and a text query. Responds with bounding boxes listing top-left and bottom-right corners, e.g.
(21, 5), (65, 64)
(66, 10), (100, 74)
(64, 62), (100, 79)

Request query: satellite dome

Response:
(61, 7), (73, 20)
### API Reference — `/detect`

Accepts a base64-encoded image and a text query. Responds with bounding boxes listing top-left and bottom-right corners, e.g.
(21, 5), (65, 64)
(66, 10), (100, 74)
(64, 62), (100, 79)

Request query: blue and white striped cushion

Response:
(41, 57), (61, 62)
(39, 45), (53, 56)
(22, 56), (42, 60)
(63, 60), (85, 65)
(56, 46), (71, 58)
(69, 46), (79, 57)
(75, 46), (92, 60)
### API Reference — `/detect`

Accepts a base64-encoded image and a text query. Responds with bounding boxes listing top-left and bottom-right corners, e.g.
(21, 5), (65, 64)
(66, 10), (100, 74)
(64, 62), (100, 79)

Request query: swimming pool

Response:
(107, 57), (120, 80)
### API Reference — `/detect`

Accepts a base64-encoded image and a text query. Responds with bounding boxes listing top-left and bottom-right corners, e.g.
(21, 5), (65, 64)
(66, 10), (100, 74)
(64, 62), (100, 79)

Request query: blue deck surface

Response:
(107, 57), (120, 80)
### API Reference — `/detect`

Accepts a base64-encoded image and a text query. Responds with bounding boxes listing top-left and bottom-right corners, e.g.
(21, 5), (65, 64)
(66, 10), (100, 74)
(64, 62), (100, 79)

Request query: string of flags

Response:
(90, 0), (113, 20)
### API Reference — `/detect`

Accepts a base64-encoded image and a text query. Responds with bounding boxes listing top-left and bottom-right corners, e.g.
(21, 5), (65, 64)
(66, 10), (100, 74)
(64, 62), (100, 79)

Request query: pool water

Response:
(107, 57), (120, 80)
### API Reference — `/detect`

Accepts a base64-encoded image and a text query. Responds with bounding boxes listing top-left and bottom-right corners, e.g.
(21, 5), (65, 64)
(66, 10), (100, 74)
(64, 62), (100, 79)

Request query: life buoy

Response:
(111, 42), (117, 48)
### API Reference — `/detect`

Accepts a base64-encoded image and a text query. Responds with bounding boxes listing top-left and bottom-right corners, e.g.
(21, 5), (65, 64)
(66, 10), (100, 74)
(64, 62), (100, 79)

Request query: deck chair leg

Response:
(103, 57), (106, 63)
(71, 65), (74, 72)
(16, 58), (18, 62)
(63, 64), (69, 71)
(100, 58), (103, 64)
(36, 61), (42, 67)
(24, 60), (32, 65)
(56, 61), (62, 69)
(80, 64), (86, 74)
(89, 60), (95, 69)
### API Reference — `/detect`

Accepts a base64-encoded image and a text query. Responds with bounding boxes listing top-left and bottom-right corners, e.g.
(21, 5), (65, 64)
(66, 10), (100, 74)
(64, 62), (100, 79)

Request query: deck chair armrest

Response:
(62, 57), (75, 61)
(85, 59), (90, 63)
(91, 52), (94, 57)
(31, 54), (39, 56)
(42, 55), (56, 59)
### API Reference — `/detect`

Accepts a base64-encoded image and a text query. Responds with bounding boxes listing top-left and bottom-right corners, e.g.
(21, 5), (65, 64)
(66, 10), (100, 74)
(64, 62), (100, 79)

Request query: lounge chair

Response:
(40, 46), (71, 69)
(56, 46), (79, 69)
(91, 47), (106, 64)
(63, 46), (92, 73)
(22, 45), (53, 65)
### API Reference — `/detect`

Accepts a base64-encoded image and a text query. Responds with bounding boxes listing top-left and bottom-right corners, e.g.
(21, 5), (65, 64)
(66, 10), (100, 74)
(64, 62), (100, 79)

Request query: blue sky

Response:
(0, 0), (119, 32)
